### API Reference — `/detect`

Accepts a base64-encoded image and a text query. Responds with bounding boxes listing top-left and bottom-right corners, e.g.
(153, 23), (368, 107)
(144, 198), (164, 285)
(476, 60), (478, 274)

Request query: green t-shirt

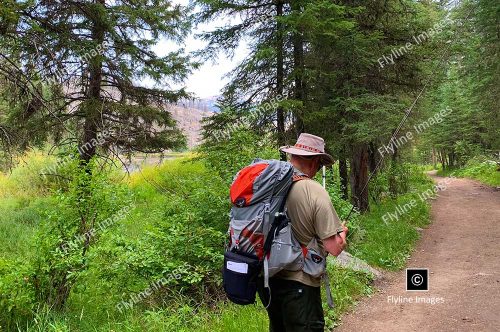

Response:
(275, 178), (343, 287)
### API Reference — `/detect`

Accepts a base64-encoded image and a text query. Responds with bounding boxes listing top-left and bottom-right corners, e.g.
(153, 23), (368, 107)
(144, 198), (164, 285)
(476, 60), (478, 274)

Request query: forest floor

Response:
(336, 172), (500, 332)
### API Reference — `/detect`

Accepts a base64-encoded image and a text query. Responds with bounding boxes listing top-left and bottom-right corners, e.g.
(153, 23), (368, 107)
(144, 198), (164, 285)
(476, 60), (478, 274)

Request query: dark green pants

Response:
(257, 278), (325, 332)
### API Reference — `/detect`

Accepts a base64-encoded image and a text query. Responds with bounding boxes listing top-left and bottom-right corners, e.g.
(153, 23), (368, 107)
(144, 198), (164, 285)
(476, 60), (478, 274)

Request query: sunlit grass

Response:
(0, 154), (435, 331)
(437, 159), (500, 187)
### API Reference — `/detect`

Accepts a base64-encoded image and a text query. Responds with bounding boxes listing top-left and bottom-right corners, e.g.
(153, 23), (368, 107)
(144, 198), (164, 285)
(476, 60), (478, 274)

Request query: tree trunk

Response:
(291, 1), (305, 136)
(80, 0), (105, 165)
(448, 152), (455, 167)
(350, 144), (369, 212)
(388, 145), (398, 197)
(339, 158), (349, 200)
(276, 1), (286, 160)
(440, 150), (446, 170)
(368, 142), (379, 174)
(51, 0), (105, 311)
(432, 147), (437, 169)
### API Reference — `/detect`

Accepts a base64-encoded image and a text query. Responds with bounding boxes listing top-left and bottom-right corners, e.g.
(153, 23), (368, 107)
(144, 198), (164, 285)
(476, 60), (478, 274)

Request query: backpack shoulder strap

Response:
(292, 168), (309, 183)
(263, 168), (304, 254)
(292, 173), (309, 182)
(278, 169), (308, 213)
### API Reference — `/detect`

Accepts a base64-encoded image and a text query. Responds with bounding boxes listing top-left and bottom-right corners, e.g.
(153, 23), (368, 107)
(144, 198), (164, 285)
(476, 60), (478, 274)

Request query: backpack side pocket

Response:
(223, 251), (261, 305)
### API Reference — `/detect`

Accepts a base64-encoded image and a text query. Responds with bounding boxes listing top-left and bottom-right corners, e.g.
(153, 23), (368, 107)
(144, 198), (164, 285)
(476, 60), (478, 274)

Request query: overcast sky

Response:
(152, 1), (248, 99)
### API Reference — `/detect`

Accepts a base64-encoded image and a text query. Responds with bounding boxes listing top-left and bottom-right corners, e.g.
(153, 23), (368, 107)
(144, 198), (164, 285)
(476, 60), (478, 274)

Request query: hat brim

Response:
(279, 146), (335, 166)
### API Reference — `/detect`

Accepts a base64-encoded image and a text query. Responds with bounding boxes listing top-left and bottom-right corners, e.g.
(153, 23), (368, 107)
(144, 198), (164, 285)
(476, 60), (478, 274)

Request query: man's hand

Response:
(340, 222), (348, 241)
(341, 222), (349, 235)
(323, 223), (348, 257)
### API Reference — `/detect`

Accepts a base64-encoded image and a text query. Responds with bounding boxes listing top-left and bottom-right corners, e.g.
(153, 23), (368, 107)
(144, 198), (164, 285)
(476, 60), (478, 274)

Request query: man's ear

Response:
(315, 156), (322, 169)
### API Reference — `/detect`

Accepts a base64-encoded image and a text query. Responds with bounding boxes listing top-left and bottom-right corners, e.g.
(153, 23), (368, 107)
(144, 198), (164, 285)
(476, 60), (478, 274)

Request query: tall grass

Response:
(437, 157), (500, 186)
(0, 154), (435, 331)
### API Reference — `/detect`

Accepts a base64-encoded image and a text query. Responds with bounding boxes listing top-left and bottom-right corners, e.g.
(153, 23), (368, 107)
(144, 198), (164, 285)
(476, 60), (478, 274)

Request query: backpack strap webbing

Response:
(324, 271), (335, 308)
(263, 171), (307, 255)
(292, 174), (309, 182)
(263, 171), (307, 292)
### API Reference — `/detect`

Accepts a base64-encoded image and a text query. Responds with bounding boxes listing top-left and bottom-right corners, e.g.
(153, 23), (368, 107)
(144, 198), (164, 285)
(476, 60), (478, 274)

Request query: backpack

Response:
(222, 159), (333, 307)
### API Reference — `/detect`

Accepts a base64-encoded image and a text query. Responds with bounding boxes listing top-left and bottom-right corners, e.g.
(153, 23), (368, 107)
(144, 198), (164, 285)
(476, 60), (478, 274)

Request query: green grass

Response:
(348, 166), (434, 270)
(349, 190), (431, 270)
(6, 266), (372, 332)
(0, 156), (435, 331)
(0, 197), (45, 260)
(437, 159), (500, 187)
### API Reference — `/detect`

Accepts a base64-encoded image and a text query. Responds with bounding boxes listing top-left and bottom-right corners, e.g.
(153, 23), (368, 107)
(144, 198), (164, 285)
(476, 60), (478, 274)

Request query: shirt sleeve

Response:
(313, 184), (344, 240)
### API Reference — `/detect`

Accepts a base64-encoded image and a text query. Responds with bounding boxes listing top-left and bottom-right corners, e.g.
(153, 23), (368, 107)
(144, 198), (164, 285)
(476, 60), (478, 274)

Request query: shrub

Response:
(92, 159), (228, 312)
(31, 158), (132, 310)
(197, 128), (278, 184)
(0, 258), (36, 330)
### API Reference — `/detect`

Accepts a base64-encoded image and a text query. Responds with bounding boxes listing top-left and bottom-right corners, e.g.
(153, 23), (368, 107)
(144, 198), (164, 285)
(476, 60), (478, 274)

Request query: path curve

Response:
(336, 174), (500, 332)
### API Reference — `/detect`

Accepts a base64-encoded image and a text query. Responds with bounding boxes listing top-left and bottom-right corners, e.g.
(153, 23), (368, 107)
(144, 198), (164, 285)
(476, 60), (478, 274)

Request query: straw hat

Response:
(279, 133), (334, 166)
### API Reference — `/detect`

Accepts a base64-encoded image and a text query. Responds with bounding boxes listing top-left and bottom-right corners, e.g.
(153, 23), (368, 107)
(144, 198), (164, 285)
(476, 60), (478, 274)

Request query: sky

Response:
(153, 1), (248, 99)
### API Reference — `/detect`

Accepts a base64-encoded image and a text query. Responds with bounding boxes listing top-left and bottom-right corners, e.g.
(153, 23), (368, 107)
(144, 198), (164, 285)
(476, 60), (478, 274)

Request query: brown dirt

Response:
(335, 174), (500, 332)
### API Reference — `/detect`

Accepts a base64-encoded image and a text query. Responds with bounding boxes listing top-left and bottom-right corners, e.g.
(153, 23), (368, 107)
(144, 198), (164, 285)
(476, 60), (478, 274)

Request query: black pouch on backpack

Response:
(223, 250), (261, 305)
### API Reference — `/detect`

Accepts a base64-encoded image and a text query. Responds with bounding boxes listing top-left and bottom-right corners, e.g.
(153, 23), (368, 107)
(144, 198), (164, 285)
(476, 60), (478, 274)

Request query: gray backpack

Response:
(223, 159), (333, 307)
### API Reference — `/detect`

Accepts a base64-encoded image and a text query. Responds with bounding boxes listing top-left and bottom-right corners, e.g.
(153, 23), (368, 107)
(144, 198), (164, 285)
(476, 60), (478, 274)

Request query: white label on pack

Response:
(227, 261), (248, 274)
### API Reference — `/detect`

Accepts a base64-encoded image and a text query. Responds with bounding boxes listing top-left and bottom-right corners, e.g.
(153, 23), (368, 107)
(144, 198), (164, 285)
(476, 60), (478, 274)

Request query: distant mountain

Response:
(63, 82), (216, 150)
(169, 104), (214, 148)
(177, 96), (221, 113)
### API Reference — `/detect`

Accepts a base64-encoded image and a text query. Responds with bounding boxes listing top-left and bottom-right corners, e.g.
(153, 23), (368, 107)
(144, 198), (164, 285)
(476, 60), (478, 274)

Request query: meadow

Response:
(0, 150), (435, 331)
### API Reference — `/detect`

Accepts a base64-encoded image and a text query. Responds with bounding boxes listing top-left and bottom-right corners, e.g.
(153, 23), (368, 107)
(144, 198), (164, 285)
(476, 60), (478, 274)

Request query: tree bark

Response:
(388, 144), (398, 197)
(368, 142), (379, 173)
(350, 144), (369, 212)
(448, 152), (455, 167)
(440, 150), (446, 170)
(276, 1), (286, 160)
(80, 0), (105, 165)
(432, 147), (437, 169)
(291, 1), (305, 136)
(339, 158), (349, 200)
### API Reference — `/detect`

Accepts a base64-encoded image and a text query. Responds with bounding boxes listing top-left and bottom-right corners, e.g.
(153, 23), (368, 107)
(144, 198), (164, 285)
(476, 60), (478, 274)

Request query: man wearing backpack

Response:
(259, 133), (349, 332)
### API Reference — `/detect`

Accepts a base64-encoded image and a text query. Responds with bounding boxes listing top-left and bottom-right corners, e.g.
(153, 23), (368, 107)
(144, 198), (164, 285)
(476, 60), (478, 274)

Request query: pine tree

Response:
(0, 0), (191, 164)
(454, 0), (499, 151)
(195, 0), (300, 145)
(422, 0), (499, 168)
(0, 0), (193, 309)
(299, 0), (443, 211)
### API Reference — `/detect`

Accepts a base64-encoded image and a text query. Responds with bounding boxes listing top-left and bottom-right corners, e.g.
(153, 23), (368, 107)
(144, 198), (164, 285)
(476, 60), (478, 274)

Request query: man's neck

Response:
(291, 162), (311, 178)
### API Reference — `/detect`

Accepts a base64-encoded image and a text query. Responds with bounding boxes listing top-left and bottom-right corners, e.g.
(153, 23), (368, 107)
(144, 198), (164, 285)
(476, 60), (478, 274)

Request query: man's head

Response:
(279, 133), (334, 178)
(289, 154), (323, 178)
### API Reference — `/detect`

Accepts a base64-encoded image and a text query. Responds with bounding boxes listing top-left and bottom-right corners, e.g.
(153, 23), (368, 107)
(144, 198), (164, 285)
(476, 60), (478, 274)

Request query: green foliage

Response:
(323, 267), (373, 328)
(438, 157), (500, 187)
(0, 0), (497, 330)
(0, 258), (36, 329)
(0, 0), (191, 159)
(197, 128), (279, 183)
(302, 0), (443, 156)
(421, 0), (500, 163)
(0, 150), (437, 331)
(0, 152), (58, 197)
(454, 0), (500, 150)
(87, 158), (228, 312)
(0, 197), (44, 260)
(31, 158), (132, 309)
(350, 168), (434, 270)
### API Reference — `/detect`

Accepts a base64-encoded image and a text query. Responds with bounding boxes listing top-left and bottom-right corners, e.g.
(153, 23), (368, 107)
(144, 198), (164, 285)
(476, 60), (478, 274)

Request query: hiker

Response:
(258, 133), (349, 332)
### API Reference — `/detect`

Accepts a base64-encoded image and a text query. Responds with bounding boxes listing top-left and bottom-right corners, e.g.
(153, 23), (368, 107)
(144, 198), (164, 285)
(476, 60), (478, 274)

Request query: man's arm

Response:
(323, 224), (348, 257)
(311, 181), (349, 256)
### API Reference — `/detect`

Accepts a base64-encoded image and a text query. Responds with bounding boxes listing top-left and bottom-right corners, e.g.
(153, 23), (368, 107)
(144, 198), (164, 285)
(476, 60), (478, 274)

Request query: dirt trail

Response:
(336, 174), (500, 332)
